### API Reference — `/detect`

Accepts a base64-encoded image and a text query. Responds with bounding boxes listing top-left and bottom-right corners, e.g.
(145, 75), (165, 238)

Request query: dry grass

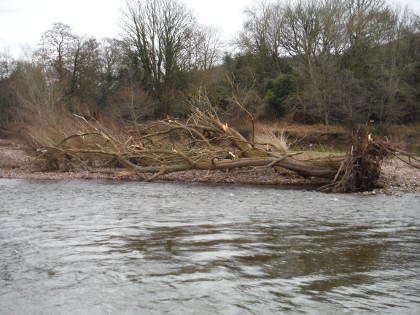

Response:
(17, 116), (90, 148)
(256, 121), (420, 137)
(380, 124), (420, 136)
(12, 111), (126, 150)
(255, 122), (346, 135)
(254, 128), (288, 154)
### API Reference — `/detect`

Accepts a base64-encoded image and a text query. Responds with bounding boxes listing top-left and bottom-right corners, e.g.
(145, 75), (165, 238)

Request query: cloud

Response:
(1, 0), (419, 58)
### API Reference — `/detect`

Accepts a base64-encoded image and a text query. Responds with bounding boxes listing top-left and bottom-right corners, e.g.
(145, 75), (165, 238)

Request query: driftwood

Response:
(33, 108), (417, 193)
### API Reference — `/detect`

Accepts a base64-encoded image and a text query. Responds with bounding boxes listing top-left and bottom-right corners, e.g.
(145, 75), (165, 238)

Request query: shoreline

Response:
(1, 139), (419, 194)
(1, 167), (418, 196)
(0, 167), (321, 188)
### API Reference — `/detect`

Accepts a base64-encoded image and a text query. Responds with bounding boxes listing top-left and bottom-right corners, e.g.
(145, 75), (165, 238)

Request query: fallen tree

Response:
(31, 108), (418, 193)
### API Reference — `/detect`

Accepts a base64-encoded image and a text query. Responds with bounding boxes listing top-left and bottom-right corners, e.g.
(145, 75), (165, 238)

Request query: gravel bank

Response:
(1, 139), (418, 194)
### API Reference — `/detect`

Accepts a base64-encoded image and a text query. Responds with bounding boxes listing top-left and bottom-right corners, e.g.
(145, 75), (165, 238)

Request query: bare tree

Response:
(0, 50), (16, 126)
(68, 37), (101, 109)
(0, 50), (15, 80)
(121, 0), (221, 117)
(98, 38), (125, 107)
(35, 23), (78, 83)
(237, 1), (285, 58)
(237, 0), (419, 124)
(188, 26), (223, 71)
(122, 0), (191, 89)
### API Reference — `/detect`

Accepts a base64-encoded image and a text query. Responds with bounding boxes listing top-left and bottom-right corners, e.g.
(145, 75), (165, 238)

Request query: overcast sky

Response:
(1, 0), (419, 58)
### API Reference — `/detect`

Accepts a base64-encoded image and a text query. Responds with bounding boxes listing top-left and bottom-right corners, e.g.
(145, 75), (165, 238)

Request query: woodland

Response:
(0, 0), (419, 192)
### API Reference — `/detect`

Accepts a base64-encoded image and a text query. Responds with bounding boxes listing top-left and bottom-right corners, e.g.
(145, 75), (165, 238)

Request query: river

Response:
(1, 179), (419, 314)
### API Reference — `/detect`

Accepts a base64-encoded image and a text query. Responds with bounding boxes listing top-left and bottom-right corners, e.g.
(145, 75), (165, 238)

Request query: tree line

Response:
(0, 0), (419, 131)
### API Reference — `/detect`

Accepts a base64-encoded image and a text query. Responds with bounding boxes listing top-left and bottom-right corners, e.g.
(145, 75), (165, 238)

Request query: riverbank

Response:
(0, 138), (418, 194)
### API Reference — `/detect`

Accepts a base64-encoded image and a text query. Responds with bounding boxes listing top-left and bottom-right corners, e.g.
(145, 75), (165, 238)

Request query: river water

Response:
(0, 179), (419, 314)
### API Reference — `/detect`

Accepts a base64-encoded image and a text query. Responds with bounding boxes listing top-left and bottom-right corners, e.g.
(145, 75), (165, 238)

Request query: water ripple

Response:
(0, 179), (419, 314)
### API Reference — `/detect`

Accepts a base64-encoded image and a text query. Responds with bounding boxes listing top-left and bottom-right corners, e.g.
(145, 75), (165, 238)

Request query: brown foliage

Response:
(26, 108), (410, 192)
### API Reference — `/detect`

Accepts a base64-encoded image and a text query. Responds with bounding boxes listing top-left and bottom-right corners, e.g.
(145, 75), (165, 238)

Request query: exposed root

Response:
(320, 130), (417, 192)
